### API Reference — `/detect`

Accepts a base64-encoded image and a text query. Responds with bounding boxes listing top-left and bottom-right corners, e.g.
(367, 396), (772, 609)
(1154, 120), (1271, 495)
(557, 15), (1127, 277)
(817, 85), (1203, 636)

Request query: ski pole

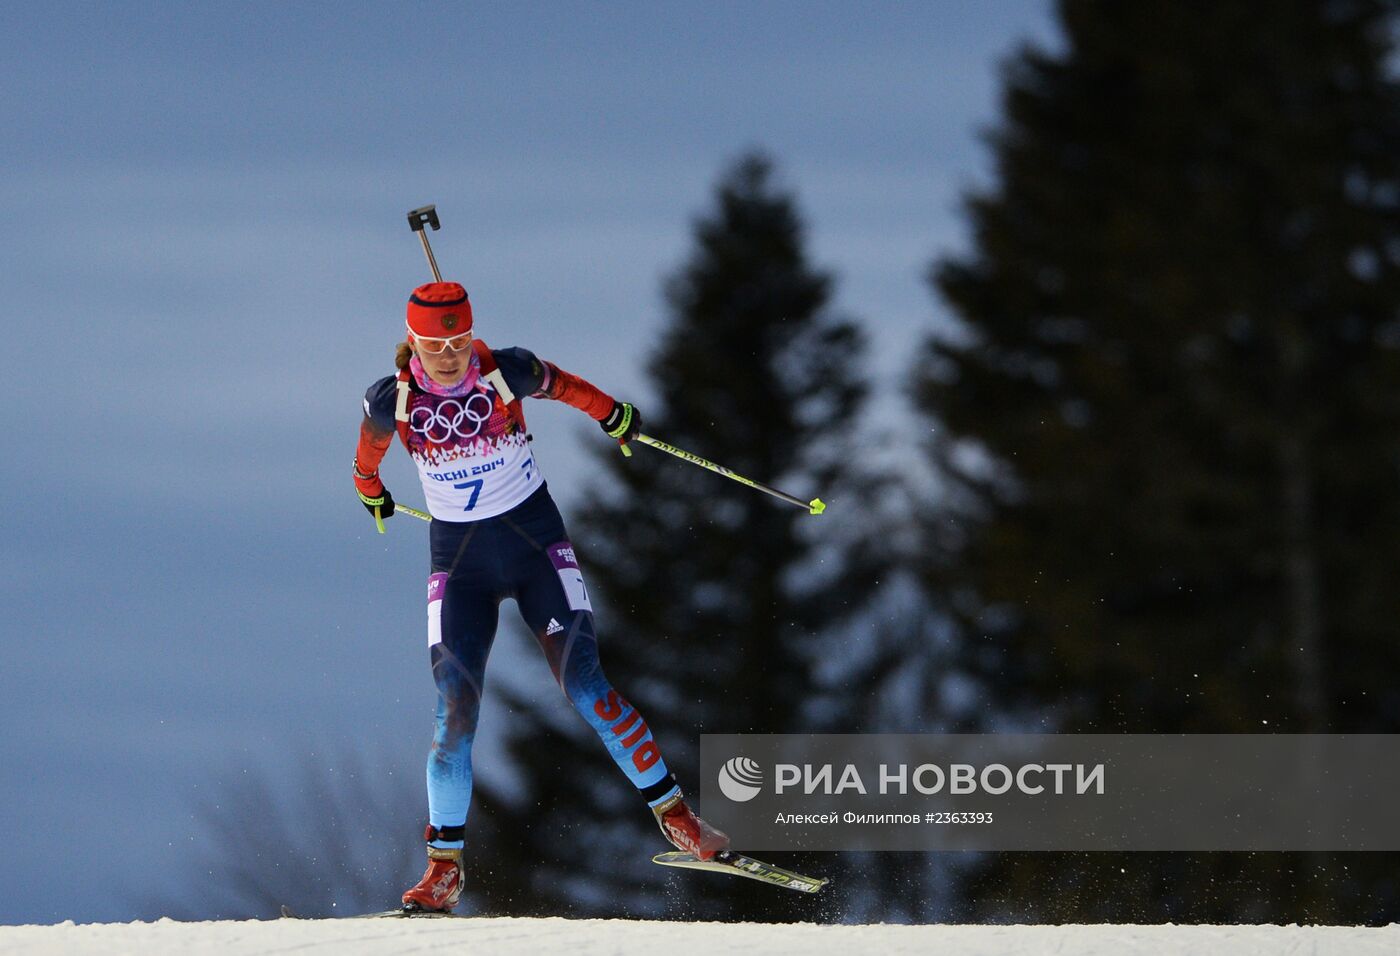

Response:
(629, 433), (826, 515)
(407, 205), (444, 282)
(365, 501), (431, 535)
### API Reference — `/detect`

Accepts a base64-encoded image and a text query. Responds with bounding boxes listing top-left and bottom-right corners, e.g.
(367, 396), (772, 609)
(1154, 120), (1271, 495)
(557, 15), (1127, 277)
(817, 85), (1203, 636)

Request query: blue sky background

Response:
(0, 1), (1056, 923)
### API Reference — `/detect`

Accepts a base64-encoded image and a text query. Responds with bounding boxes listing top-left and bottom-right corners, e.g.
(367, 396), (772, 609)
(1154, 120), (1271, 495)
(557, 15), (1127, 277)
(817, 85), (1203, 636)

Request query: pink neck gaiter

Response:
(409, 352), (481, 397)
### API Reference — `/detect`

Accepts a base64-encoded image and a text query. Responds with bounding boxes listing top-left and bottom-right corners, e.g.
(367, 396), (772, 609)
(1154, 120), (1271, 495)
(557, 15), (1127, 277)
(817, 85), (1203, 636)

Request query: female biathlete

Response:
(352, 281), (728, 913)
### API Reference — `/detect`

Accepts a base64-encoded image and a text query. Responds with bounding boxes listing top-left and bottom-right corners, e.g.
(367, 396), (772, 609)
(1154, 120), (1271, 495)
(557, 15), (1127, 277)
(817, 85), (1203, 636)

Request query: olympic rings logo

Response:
(409, 393), (495, 442)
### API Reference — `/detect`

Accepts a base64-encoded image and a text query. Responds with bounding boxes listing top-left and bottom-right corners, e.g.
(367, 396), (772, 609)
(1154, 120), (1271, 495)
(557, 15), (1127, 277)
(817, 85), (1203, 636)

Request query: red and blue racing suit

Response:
(354, 341), (680, 848)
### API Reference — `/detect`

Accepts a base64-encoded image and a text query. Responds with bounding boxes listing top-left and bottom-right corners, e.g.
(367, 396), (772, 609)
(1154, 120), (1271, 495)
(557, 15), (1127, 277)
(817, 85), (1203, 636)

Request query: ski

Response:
(360, 907), (467, 919)
(279, 903), (466, 919)
(652, 849), (828, 893)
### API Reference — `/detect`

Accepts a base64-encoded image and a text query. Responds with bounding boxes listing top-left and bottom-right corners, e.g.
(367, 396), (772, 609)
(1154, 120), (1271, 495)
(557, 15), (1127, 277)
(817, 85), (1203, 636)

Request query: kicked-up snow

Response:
(0, 916), (1397, 955)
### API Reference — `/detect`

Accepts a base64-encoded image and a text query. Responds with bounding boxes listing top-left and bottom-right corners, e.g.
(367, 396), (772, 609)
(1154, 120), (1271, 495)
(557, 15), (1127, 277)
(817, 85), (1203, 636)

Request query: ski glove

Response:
(357, 486), (396, 534)
(601, 401), (642, 444)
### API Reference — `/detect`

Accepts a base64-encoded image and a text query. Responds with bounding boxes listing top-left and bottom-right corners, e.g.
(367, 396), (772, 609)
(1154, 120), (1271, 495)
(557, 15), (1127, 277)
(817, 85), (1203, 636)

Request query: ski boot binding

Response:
(401, 825), (464, 914)
(652, 791), (730, 861)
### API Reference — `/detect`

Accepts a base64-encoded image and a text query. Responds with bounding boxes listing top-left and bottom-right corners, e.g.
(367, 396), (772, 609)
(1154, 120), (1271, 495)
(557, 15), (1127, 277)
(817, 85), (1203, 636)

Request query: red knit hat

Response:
(406, 282), (473, 337)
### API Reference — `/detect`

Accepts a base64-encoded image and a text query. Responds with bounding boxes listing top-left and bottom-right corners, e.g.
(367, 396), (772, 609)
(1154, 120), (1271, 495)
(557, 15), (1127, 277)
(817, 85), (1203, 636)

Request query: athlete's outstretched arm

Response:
(354, 416), (394, 497)
(497, 347), (641, 442)
(353, 377), (400, 527)
(531, 358), (616, 420)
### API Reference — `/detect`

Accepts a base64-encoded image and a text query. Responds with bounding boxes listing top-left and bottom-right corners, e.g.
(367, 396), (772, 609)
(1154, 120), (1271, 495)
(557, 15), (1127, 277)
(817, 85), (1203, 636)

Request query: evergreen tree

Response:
(916, 0), (1400, 922)
(479, 152), (896, 921)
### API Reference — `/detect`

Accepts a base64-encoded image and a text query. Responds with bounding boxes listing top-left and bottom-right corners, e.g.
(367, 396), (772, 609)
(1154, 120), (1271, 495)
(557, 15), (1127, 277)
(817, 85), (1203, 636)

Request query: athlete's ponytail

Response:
(395, 340), (413, 370)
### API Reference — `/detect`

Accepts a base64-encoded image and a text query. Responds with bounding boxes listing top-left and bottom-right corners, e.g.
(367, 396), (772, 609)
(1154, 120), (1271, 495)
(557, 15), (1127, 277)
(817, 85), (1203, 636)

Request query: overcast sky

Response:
(0, 0), (1056, 923)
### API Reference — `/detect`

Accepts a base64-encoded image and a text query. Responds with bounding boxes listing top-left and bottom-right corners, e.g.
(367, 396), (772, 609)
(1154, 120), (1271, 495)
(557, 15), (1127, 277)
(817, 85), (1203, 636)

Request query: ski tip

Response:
(808, 498), (826, 515)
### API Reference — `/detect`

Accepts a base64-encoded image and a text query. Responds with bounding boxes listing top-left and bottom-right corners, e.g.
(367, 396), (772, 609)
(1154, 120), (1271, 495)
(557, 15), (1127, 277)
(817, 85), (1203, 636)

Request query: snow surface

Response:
(1, 917), (1397, 955)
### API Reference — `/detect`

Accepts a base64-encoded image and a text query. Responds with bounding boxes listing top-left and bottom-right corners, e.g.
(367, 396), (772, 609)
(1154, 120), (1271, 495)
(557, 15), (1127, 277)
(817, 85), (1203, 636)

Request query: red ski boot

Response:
(652, 791), (730, 861)
(402, 837), (464, 913)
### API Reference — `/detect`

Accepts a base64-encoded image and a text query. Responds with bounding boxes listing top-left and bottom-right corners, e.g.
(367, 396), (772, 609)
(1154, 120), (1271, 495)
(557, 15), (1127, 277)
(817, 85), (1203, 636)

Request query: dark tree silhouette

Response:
(915, 0), (1400, 923)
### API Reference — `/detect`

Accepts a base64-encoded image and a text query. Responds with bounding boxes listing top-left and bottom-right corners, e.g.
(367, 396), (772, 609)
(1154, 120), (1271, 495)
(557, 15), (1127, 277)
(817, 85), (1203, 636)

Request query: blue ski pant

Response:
(423, 483), (679, 847)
